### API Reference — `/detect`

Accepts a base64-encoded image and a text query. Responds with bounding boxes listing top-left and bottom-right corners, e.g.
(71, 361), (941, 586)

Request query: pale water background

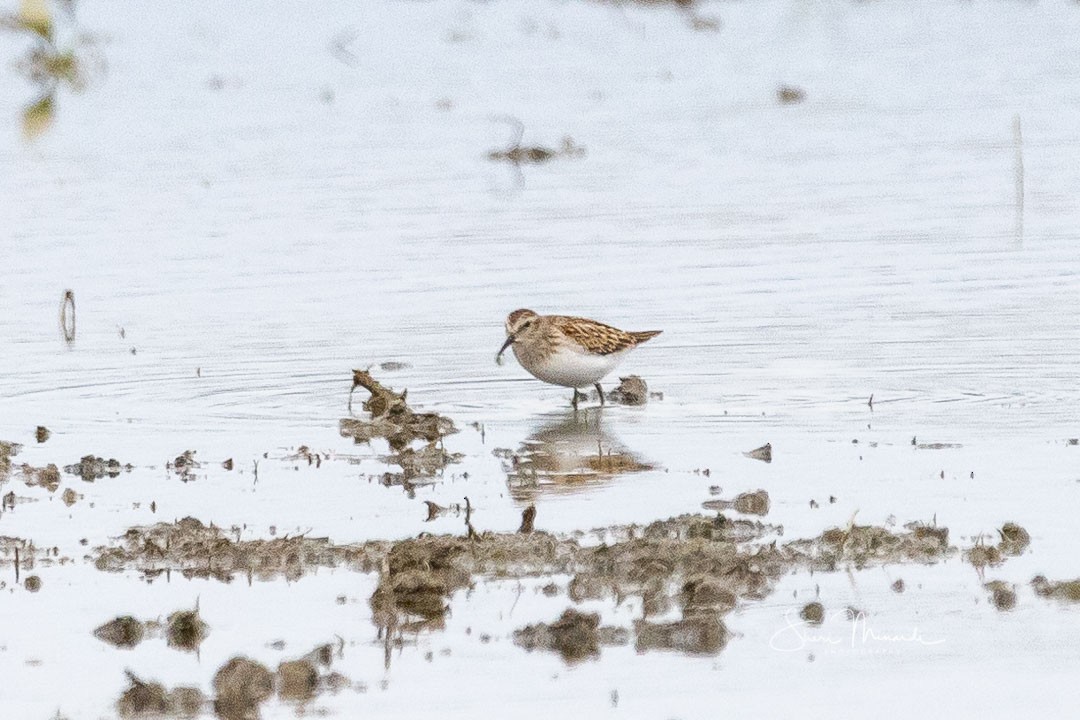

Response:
(1, 0), (1079, 718)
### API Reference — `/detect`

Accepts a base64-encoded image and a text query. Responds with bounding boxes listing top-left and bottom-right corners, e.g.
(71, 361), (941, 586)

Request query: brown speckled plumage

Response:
(550, 316), (661, 355)
(504, 309), (661, 357)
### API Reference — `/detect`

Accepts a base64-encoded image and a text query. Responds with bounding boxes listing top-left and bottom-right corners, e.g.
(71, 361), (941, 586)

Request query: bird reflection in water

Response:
(499, 411), (654, 502)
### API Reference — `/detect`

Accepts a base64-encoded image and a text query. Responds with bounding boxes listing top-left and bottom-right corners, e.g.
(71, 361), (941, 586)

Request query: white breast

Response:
(521, 345), (628, 388)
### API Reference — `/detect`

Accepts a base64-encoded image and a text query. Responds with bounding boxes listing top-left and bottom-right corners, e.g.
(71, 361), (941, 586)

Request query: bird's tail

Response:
(630, 330), (662, 345)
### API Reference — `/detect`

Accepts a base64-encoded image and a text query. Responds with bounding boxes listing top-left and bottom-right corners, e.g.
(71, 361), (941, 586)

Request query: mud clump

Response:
(387, 443), (463, 481)
(342, 370), (459, 489)
(513, 608), (627, 663)
(635, 613), (728, 655)
(277, 643), (343, 700)
(64, 455), (132, 482)
(964, 543), (1003, 569)
(607, 375), (649, 405)
(703, 489), (770, 516)
(370, 535), (480, 627)
(787, 521), (951, 571)
(92, 517), (388, 581)
(95, 512), (965, 661)
(214, 656), (274, 719)
(985, 581), (1017, 611)
(518, 505), (536, 534)
(95, 616), (146, 648)
(0, 440), (21, 478)
(1031, 575), (1080, 603)
(997, 522), (1030, 556)
(342, 369), (456, 451)
(24, 574), (42, 592)
(800, 601), (825, 625)
(277, 660), (318, 700)
(167, 608), (209, 651)
(62, 487), (78, 505)
(117, 672), (204, 718)
(93, 607), (208, 651)
(19, 463), (62, 491)
(117, 673), (169, 716)
(680, 577), (736, 614)
(584, 451), (653, 474)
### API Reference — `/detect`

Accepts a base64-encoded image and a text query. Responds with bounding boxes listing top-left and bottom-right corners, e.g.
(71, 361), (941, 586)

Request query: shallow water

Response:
(2, 0), (1080, 717)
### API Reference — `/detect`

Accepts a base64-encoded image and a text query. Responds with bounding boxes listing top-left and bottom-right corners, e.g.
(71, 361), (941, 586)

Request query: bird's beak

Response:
(495, 333), (516, 363)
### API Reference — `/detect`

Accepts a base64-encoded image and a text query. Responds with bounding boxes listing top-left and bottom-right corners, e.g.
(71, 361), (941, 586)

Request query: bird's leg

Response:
(595, 383), (605, 406)
(571, 389), (580, 410)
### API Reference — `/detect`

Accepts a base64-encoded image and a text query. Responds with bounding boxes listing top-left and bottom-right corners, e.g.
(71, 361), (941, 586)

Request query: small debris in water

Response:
(222, 458), (234, 471)
(519, 505), (536, 534)
(61, 487), (78, 505)
(703, 489), (770, 516)
(63, 455), (132, 482)
(24, 574), (42, 592)
(35, 426), (50, 443)
(744, 443), (772, 463)
(607, 375), (649, 405)
(379, 361), (411, 371)
(777, 85), (806, 104)
(891, 578), (906, 593)
(487, 117), (585, 166)
(168, 450), (200, 482)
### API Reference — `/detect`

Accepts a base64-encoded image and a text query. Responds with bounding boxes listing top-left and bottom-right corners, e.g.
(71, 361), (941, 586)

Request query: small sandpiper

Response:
(496, 309), (662, 409)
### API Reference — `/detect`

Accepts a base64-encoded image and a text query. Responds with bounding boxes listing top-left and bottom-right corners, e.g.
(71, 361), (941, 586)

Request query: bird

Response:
(496, 309), (661, 409)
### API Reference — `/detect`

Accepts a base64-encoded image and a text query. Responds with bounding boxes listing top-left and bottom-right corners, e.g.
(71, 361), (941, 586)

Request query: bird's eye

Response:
(521, 321), (531, 329)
